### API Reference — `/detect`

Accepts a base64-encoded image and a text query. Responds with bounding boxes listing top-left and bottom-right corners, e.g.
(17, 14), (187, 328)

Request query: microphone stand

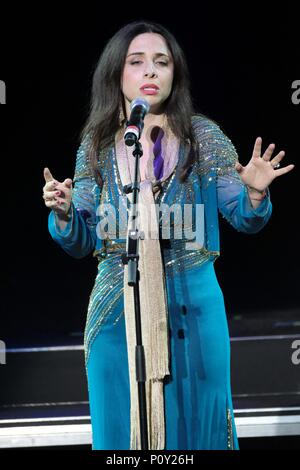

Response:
(121, 138), (149, 450)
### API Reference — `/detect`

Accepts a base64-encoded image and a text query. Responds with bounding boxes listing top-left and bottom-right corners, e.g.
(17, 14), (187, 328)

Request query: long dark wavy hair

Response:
(80, 20), (212, 187)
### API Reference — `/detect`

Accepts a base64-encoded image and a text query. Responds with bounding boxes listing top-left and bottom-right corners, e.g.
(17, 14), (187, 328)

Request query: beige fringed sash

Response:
(115, 125), (179, 450)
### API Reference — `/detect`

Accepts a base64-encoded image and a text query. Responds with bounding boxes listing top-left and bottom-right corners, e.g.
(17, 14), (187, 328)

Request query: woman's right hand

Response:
(43, 167), (73, 218)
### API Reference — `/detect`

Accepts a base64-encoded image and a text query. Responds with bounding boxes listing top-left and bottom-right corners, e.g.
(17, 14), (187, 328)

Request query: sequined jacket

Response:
(48, 114), (272, 364)
(48, 114), (272, 275)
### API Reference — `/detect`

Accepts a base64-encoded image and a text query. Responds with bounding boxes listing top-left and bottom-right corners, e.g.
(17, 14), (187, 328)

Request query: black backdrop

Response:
(1, 4), (299, 347)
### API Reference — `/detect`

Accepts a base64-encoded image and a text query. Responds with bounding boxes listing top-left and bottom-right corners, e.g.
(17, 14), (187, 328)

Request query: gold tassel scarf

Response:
(115, 125), (179, 449)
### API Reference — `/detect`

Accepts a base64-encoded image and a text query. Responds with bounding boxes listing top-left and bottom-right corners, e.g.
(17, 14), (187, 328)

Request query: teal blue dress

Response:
(48, 115), (272, 450)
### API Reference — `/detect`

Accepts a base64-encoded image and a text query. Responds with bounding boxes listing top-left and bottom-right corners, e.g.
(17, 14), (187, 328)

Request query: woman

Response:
(43, 21), (294, 450)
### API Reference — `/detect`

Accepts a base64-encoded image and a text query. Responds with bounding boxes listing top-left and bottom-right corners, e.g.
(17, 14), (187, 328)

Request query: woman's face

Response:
(121, 32), (174, 117)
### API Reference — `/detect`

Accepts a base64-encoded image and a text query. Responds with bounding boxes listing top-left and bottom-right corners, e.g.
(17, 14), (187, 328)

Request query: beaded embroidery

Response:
(227, 408), (234, 450)
(76, 115), (242, 366)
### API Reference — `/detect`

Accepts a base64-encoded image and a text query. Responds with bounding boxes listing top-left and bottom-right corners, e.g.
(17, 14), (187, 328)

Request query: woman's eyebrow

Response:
(126, 52), (170, 58)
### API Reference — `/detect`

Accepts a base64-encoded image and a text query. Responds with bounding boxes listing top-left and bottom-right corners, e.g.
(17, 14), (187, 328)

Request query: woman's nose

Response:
(144, 64), (157, 78)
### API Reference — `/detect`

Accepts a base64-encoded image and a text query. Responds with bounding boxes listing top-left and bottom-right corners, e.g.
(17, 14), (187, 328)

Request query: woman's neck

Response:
(142, 113), (166, 141)
(143, 112), (165, 127)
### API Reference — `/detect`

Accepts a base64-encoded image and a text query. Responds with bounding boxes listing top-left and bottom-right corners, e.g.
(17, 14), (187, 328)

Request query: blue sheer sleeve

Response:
(217, 175), (272, 233)
(48, 135), (98, 258)
(194, 116), (273, 234)
(214, 127), (272, 233)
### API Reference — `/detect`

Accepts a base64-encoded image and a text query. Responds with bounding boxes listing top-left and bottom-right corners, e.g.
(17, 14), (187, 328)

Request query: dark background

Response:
(1, 4), (299, 347)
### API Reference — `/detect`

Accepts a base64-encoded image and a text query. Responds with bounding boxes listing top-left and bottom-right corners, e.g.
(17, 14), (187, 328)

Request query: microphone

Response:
(124, 98), (150, 146)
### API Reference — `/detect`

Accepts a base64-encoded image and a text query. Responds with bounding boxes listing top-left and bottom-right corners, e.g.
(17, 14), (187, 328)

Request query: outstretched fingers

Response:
(273, 164), (295, 177)
(44, 167), (56, 183)
(262, 143), (275, 162)
(252, 137), (262, 159)
(63, 178), (73, 188)
(270, 150), (285, 168)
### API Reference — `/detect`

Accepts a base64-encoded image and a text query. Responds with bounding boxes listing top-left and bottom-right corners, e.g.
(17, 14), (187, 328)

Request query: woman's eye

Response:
(130, 61), (168, 66)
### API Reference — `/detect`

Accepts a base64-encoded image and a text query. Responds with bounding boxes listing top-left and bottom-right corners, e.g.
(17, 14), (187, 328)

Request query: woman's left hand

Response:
(234, 137), (295, 191)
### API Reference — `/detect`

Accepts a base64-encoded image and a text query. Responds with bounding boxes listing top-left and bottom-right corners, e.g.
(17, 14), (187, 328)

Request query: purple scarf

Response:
(153, 129), (164, 180)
